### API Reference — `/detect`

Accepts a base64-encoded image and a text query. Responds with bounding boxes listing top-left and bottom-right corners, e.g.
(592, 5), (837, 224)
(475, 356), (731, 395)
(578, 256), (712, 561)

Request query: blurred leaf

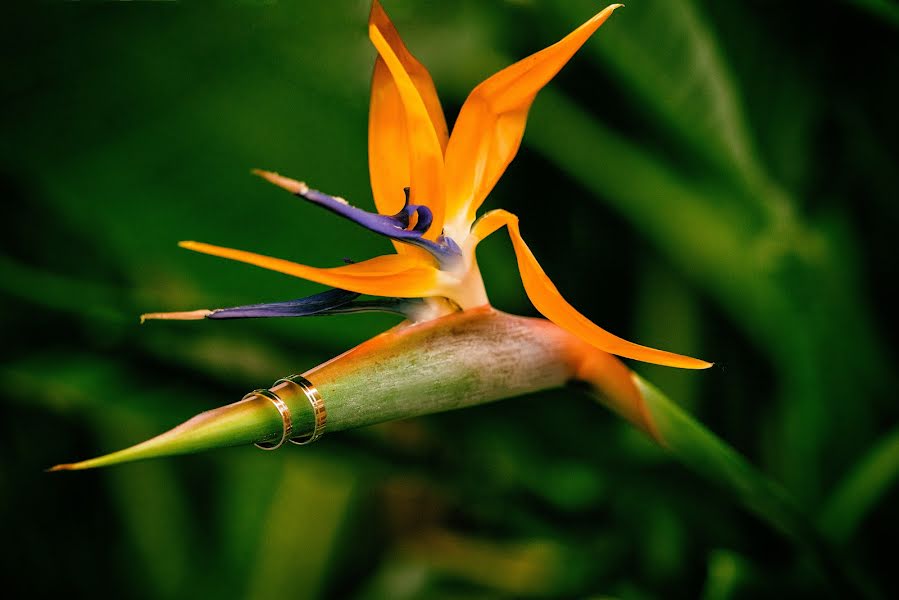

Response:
(701, 550), (754, 600)
(631, 375), (878, 599)
(547, 0), (765, 189)
(356, 560), (434, 600)
(244, 455), (359, 600)
(641, 506), (688, 584)
(820, 427), (899, 544)
(395, 530), (576, 597)
(216, 450), (285, 586)
(99, 425), (195, 600)
(849, 0), (899, 26)
(632, 258), (704, 411)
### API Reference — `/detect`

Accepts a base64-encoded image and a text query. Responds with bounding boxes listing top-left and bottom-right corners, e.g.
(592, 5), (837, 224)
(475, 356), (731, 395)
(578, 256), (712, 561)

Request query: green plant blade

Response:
(820, 427), (899, 544)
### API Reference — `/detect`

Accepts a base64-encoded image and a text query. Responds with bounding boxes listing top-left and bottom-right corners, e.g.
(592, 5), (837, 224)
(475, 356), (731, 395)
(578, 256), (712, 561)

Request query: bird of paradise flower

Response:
(53, 9), (881, 594)
(143, 1), (710, 371)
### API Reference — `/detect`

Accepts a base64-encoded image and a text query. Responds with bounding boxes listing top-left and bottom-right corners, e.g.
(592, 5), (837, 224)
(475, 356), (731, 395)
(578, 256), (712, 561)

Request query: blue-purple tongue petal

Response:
(254, 171), (460, 266)
(204, 288), (424, 320)
(206, 288), (359, 319)
(298, 187), (456, 259)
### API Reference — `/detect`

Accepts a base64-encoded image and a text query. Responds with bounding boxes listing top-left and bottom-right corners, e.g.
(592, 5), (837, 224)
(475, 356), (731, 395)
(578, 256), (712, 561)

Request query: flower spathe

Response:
(147, 1), (711, 370)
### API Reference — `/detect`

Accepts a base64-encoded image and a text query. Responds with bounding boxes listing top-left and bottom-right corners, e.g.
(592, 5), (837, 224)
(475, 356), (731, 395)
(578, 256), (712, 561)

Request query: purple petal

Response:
(295, 186), (460, 266)
(207, 288), (359, 319)
(205, 288), (423, 320)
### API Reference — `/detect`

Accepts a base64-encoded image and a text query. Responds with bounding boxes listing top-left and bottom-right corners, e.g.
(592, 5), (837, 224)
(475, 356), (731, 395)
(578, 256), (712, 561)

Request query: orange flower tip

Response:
(594, 4), (624, 21)
(593, 4), (624, 22)
(251, 169), (309, 195)
(369, 0), (390, 25)
(678, 357), (714, 370)
(139, 309), (213, 323)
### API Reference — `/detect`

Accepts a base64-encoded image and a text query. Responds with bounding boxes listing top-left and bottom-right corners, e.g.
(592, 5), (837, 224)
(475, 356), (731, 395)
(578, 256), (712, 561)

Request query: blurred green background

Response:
(2, 0), (898, 598)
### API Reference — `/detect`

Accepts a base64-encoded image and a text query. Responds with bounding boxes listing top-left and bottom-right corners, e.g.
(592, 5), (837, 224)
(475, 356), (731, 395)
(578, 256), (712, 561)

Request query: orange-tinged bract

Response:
(156, 1), (711, 370)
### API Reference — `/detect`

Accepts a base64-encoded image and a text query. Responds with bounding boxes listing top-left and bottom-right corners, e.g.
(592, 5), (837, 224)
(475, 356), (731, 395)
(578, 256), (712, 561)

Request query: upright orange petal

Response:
(369, 57), (411, 221)
(368, 1), (448, 157)
(470, 210), (712, 369)
(444, 5), (621, 230)
(368, 60), (433, 260)
(369, 1), (447, 240)
(179, 241), (440, 298)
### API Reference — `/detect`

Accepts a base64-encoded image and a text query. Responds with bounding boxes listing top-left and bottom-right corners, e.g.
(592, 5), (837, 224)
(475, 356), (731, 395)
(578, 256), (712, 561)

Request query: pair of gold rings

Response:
(247, 374), (327, 451)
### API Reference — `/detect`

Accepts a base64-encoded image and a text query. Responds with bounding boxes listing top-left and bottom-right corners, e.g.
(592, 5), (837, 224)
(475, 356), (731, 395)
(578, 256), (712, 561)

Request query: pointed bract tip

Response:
(46, 463), (77, 472)
(252, 169), (309, 195)
(140, 309), (213, 323)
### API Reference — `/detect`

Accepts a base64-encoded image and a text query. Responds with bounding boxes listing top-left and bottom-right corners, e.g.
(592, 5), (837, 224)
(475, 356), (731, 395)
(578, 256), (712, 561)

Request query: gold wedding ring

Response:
(251, 374), (326, 450)
(250, 389), (293, 451)
(275, 375), (327, 445)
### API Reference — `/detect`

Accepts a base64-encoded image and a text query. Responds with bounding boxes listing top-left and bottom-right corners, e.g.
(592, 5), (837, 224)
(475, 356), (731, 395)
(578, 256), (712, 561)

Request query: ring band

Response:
(250, 389), (293, 450)
(275, 375), (327, 445)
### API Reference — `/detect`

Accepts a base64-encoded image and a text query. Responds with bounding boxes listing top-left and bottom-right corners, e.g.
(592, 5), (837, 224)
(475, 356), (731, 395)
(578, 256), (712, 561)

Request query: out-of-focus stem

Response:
(576, 367), (879, 599)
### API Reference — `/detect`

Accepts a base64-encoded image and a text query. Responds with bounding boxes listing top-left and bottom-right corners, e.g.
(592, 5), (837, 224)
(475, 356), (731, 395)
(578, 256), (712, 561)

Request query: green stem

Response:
(615, 375), (879, 599)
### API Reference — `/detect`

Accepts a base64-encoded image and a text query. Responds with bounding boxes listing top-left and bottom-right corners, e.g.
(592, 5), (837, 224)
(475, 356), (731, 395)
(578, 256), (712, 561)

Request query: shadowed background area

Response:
(2, 1), (898, 598)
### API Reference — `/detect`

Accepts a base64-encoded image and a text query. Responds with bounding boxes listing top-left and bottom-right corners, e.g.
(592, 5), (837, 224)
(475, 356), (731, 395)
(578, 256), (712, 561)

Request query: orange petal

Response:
(369, 2), (447, 240)
(179, 241), (440, 298)
(369, 58), (412, 220)
(368, 60), (425, 259)
(444, 5), (621, 229)
(368, 0), (448, 157)
(471, 210), (712, 369)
